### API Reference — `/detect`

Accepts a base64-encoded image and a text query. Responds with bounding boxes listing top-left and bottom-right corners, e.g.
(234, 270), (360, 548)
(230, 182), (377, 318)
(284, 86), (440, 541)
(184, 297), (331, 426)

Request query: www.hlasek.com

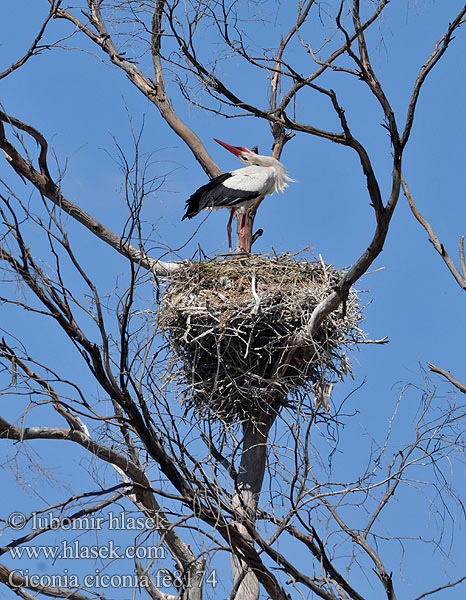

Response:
(9, 568), (219, 590)
(9, 540), (164, 561)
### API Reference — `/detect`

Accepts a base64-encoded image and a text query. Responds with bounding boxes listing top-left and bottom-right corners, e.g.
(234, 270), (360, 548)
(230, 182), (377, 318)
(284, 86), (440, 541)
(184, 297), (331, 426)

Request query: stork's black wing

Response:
(182, 173), (232, 220)
(182, 172), (260, 220)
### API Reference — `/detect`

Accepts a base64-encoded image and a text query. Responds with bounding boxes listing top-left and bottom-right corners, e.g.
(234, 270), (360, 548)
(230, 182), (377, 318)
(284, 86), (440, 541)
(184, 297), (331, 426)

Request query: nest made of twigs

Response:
(159, 253), (363, 421)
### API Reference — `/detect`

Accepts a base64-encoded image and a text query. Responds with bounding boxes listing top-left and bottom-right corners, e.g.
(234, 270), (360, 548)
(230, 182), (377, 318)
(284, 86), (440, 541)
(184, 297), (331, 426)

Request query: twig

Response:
(414, 574), (466, 600)
(201, 433), (237, 478)
(0, 2), (62, 81)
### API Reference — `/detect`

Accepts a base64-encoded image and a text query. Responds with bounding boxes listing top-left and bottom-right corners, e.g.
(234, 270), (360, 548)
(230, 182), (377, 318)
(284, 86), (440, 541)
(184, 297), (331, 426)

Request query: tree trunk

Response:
(230, 415), (274, 600)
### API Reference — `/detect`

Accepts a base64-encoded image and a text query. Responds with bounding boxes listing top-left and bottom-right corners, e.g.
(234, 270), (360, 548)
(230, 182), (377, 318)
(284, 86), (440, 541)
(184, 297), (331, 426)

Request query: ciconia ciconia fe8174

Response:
(182, 139), (294, 252)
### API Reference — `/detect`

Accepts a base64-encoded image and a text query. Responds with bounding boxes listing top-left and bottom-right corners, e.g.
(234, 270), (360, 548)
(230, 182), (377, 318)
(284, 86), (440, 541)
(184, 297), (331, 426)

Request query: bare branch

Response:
(0, 415), (146, 482)
(352, 0), (400, 152)
(459, 236), (466, 279)
(402, 7), (466, 148)
(316, 495), (397, 600)
(0, 2), (62, 81)
(426, 362), (466, 395)
(414, 574), (466, 600)
(401, 173), (466, 291)
(279, 1), (390, 108)
(306, 186), (398, 335)
(269, 0), (316, 152)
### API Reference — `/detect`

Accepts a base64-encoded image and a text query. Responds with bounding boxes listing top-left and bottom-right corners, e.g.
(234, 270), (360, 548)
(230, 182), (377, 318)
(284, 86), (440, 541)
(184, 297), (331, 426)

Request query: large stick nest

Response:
(159, 253), (363, 421)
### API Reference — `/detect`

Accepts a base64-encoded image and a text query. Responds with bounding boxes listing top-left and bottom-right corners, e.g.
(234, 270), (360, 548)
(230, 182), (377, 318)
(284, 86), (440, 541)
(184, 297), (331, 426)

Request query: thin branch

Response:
(401, 173), (466, 291)
(0, 340), (84, 430)
(245, 524), (339, 600)
(201, 432), (237, 478)
(0, 2), (62, 81)
(352, 0), (400, 152)
(459, 236), (466, 279)
(0, 415), (146, 482)
(402, 7), (466, 149)
(269, 0), (316, 152)
(305, 196), (396, 336)
(414, 574), (466, 600)
(280, 523), (365, 600)
(0, 414), (289, 600)
(426, 362), (466, 395)
(315, 496), (397, 600)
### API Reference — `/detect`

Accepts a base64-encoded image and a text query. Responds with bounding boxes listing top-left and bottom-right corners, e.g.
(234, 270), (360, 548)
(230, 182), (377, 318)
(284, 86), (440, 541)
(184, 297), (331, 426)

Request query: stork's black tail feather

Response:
(182, 172), (234, 220)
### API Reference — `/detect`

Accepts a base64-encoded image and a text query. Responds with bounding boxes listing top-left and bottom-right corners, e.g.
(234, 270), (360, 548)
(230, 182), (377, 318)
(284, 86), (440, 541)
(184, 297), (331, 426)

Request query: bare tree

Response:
(1, 2), (466, 600)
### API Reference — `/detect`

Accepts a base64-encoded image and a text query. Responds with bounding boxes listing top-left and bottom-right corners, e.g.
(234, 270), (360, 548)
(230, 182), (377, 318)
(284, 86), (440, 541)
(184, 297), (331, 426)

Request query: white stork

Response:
(182, 139), (294, 252)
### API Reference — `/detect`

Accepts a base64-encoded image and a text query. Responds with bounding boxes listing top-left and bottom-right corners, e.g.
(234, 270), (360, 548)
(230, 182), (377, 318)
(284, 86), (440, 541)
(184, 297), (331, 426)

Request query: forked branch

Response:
(0, 1), (63, 81)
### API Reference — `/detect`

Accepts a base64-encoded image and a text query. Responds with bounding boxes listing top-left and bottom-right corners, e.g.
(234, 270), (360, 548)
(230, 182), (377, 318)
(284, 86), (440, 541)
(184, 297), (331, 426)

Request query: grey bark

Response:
(231, 417), (274, 600)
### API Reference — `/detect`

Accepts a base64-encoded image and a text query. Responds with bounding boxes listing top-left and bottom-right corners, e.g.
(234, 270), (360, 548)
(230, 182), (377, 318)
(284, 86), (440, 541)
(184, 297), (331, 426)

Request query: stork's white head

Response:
(214, 138), (256, 165)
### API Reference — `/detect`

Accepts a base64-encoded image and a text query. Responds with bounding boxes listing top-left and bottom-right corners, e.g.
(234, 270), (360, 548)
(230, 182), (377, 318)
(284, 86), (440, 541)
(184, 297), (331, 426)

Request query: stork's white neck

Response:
(240, 153), (293, 193)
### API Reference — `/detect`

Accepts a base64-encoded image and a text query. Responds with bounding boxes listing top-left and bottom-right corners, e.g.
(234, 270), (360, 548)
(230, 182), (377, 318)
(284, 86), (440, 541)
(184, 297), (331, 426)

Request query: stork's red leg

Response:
(240, 213), (247, 252)
(227, 209), (235, 252)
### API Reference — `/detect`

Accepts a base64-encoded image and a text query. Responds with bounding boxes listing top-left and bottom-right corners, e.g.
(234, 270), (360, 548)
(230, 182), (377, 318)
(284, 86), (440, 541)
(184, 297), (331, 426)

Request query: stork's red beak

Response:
(214, 138), (250, 157)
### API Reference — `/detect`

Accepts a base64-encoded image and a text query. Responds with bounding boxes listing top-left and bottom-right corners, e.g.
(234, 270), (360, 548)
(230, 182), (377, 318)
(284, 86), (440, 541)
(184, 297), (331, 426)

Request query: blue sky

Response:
(1, 2), (466, 599)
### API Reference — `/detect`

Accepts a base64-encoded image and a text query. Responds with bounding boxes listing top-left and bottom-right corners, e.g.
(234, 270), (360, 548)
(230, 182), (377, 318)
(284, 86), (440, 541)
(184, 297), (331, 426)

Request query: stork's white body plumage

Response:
(182, 139), (293, 251)
(222, 163), (289, 195)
